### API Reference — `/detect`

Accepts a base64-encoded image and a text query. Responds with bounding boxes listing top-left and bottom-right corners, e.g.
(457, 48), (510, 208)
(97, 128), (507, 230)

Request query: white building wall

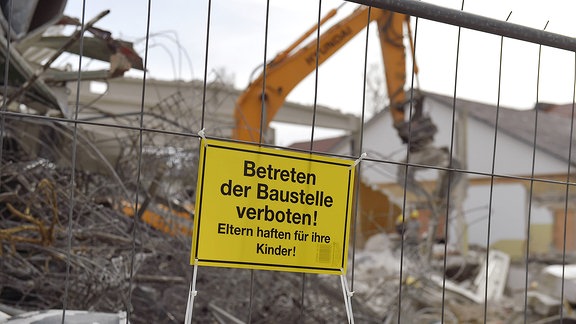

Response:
(463, 183), (525, 246)
(461, 183), (553, 247)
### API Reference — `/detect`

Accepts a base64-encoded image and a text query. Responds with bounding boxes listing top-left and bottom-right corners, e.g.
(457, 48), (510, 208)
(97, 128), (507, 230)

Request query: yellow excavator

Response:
(233, 4), (437, 149)
(233, 4), (461, 257)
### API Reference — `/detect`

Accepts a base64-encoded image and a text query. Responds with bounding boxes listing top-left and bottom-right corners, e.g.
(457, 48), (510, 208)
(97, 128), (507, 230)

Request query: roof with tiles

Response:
(288, 91), (576, 167)
(425, 92), (576, 167)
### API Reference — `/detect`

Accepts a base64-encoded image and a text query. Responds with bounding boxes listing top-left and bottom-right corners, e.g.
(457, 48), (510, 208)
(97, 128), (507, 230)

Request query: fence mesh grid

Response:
(0, 0), (575, 323)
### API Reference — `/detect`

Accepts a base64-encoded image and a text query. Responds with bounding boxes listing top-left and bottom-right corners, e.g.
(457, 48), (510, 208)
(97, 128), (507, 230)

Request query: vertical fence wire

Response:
(0, 0), (11, 299)
(200, 0), (212, 132)
(62, 2), (86, 321)
(126, 0), (153, 322)
(440, 1), (465, 322)
(482, 11), (511, 323)
(395, 15), (416, 324)
(521, 21), (548, 324)
(349, 3), (372, 295)
(298, 0), (325, 319)
(0, 0), (11, 173)
(257, 0), (271, 146)
(560, 52), (576, 323)
(308, 0), (323, 149)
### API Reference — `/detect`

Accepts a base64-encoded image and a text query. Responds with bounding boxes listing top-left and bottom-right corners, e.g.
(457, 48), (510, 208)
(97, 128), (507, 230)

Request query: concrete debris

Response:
(430, 250), (510, 304)
(527, 291), (562, 316)
(0, 309), (127, 324)
(343, 232), (576, 323)
(538, 264), (576, 304)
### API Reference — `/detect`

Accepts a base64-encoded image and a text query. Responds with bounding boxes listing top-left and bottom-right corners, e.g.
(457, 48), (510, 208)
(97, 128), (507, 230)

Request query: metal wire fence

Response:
(1, 0), (576, 323)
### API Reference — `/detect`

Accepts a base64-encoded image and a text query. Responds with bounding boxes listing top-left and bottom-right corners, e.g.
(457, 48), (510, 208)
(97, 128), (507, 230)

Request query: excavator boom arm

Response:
(233, 6), (413, 142)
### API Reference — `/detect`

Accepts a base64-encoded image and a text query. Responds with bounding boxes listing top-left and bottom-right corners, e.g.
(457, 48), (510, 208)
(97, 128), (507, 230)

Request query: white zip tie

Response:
(198, 128), (208, 147)
(340, 270), (355, 324)
(198, 128), (206, 140)
(351, 152), (367, 169)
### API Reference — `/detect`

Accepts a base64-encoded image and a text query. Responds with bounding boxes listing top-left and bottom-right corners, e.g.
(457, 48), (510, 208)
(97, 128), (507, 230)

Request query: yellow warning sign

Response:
(191, 138), (356, 275)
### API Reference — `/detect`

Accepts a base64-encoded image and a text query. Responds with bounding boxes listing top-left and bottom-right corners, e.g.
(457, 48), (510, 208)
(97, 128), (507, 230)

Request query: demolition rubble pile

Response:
(0, 160), (374, 322)
(0, 140), (182, 322)
(1, 119), (576, 323)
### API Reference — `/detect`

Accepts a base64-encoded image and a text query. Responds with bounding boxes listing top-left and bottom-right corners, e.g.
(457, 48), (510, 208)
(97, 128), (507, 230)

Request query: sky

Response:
(63, 0), (576, 146)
